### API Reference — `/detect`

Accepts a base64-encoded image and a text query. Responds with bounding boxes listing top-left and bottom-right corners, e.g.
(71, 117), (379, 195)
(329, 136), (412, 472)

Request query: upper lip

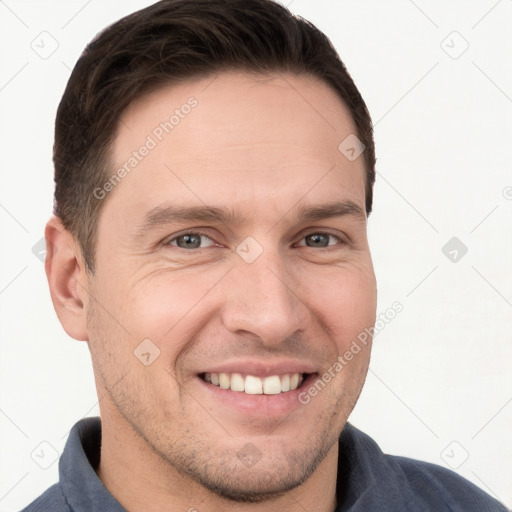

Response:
(198, 358), (317, 378)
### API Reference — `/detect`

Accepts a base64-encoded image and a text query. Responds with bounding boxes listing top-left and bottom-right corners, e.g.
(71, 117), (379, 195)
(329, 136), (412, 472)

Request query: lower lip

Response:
(196, 374), (318, 417)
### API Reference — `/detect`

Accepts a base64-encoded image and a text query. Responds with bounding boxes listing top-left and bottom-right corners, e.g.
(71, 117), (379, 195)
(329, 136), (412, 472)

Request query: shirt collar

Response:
(60, 417), (125, 511)
(336, 422), (415, 511)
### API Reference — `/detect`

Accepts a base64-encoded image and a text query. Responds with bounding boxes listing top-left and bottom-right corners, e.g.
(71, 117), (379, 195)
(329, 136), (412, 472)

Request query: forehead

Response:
(105, 71), (366, 228)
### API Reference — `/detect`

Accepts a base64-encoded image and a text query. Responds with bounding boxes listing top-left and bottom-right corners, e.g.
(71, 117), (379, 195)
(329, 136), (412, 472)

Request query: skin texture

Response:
(45, 71), (377, 512)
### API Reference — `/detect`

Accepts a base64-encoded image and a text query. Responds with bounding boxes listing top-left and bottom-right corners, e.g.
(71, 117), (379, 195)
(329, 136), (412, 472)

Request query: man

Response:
(22, 0), (507, 510)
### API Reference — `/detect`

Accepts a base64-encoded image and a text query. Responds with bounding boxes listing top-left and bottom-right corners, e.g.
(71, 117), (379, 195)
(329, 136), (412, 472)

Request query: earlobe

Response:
(45, 216), (89, 341)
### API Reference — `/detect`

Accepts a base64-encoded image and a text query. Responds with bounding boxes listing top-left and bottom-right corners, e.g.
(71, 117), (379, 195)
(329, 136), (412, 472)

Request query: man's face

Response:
(84, 71), (376, 500)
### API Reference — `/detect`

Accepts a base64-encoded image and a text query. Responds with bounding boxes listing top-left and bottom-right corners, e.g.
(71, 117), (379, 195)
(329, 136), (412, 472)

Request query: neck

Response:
(96, 407), (339, 512)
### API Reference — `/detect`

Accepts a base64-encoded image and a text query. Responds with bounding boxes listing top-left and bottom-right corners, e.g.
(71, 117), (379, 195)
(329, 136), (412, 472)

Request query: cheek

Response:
(99, 266), (228, 354)
(306, 265), (375, 409)
(301, 260), (377, 343)
(86, 282), (176, 406)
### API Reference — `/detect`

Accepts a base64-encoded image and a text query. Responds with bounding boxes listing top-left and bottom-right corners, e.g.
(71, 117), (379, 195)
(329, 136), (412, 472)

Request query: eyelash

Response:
(164, 229), (346, 251)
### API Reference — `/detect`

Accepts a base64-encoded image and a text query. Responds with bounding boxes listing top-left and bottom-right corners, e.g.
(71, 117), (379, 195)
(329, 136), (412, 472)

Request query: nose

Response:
(219, 247), (310, 347)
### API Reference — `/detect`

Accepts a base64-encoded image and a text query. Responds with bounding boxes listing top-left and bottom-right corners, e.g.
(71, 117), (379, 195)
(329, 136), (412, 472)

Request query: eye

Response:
(165, 231), (216, 250)
(164, 230), (345, 251)
(296, 232), (344, 249)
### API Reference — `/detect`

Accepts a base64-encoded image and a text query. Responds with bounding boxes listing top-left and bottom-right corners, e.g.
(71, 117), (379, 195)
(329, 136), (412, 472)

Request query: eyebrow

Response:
(296, 200), (366, 222)
(133, 200), (366, 236)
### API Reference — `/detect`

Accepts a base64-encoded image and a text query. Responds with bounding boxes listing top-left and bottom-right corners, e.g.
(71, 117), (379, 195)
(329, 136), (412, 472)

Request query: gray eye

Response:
(305, 233), (331, 248)
(176, 235), (201, 249)
(174, 234), (203, 249)
(166, 232), (216, 251)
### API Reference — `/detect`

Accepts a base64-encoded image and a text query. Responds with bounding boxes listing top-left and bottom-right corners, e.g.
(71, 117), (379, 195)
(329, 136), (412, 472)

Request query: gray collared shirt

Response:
(20, 417), (507, 511)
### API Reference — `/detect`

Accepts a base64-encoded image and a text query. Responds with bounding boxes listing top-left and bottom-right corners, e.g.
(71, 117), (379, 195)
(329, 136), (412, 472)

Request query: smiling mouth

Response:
(200, 372), (309, 395)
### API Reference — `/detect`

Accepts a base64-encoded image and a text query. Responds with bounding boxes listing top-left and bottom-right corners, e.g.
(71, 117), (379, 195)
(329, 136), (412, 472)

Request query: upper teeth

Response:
(204, 372), (303, 395)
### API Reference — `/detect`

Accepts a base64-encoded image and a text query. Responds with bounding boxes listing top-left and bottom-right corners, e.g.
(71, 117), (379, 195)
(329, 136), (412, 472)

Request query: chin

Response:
(167, 431), (338, 504)
(189, 464), (310, 503)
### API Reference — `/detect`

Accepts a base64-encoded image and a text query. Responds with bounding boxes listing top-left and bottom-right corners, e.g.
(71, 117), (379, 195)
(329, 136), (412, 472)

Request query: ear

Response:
(45, 216), (89, 341)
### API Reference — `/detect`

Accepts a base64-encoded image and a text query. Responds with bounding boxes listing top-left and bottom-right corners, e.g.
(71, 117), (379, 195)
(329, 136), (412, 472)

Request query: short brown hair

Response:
(54, 0), (375, 272)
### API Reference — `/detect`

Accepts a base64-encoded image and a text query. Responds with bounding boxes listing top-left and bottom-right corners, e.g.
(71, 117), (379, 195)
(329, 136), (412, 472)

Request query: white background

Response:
(0, 0), (511, 510)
